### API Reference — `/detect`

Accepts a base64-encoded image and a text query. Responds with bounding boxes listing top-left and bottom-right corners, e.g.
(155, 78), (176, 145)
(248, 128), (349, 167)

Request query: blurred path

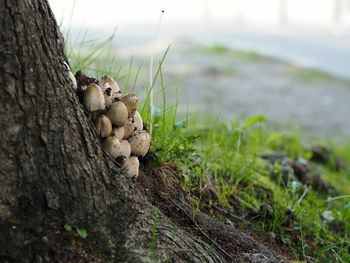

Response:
(116, 41), (350, 142)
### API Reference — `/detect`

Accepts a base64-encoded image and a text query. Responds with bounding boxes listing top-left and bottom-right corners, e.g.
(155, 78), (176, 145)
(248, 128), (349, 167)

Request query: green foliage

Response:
(76, 228), (88, 239)
(335, 141), (350, 164)
(287, 66), (350, 84)
(64, 224), (88, 239)
(64, 224), (72, 232)
(266, 132), (312, 159)
(197, 44), (267, 61)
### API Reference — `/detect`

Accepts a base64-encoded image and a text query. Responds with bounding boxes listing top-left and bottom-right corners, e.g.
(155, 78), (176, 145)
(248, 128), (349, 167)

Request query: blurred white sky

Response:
(49, 0), (350, 28)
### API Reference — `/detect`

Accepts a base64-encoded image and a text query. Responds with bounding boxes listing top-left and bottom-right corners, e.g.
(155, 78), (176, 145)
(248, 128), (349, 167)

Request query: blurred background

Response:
(49, 0), (350, 141)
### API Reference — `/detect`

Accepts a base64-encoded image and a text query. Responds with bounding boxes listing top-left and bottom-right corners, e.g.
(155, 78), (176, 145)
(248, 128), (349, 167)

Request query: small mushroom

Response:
(94, 114), (112, 138)
(105, 101), (128, 127)
(133, 111), (143, 130)
(83, 83), (105, 112)
(112, 127), (125, 141)
(102, 136), (120, 158)
(122, 156), (140, 178)
(128, 130), (151, 157)
(123, 118), (136, 139)
(120, 140), (131, 158)
(121, 94), (138, 118)
(98, 75), (121, 97)
(68, 71), (77, 89)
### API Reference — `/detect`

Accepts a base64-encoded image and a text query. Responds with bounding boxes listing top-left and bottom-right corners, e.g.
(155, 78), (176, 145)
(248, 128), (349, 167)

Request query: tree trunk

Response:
(0, 0), (287, 262)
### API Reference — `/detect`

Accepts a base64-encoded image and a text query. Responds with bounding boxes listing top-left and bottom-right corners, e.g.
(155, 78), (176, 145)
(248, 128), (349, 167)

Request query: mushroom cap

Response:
(94, 114), (112, 138)
(123, 118), (136, 139)
(83, 83), (105, 112)
(122, 156), (140, 178)
(102, 136), (120, 158)
(112, 127), (125, 141)
(105, 101), (128, 127)
(133, 111), (143, 130)
(128, 130), (151, 157)
(120, 140), (131, 158)
(98, 75), (121, 95)
(121, 94), (138, 118)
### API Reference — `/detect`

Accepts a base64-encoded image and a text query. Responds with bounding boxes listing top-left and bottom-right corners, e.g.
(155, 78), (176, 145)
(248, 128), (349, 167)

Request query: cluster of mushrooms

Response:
(69, 69), (151, 178)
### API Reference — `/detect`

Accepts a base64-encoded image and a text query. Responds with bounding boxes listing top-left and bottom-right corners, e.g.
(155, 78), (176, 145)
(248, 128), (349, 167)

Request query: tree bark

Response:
(0, 0), (287, 262)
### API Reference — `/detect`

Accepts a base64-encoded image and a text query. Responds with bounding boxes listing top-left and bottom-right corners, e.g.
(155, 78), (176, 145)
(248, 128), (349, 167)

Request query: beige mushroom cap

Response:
(123, 118), (136, 139)
(122, 156), (140, 178)
(102, 136), (120, 158)
(94, 114), (112, 138)
(105, 101), (128, 127)
(112, 127), (125, 141)
(83, 83), (105, 112)
(120, 140), (131, 158)
(133, 111), (143, 130)
(128, 130), (151, 157)
(121, 94), (138, 118)
(98, 75), (121, 95)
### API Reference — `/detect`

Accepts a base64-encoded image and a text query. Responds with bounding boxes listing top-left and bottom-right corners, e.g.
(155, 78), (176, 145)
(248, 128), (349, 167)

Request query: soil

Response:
(137, 162), (296, 262)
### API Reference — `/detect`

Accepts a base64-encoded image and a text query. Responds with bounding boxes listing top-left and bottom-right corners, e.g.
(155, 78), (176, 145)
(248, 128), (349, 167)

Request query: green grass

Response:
(66, 34), (350, 262)
(286, 65), (350, 85)
(196, 44), (268, 62)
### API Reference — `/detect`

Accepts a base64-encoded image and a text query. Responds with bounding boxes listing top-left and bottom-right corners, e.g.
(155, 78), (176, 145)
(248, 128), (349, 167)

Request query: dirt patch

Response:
(137, 162), (296, 262)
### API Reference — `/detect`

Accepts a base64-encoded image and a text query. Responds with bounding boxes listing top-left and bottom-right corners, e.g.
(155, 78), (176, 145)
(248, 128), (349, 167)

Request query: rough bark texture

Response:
(0, 0), (289, 262)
